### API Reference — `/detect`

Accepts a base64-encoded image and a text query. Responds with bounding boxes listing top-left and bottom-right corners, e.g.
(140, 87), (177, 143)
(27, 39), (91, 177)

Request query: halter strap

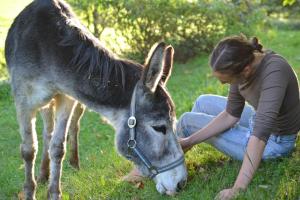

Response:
(127, 82), (185, 178)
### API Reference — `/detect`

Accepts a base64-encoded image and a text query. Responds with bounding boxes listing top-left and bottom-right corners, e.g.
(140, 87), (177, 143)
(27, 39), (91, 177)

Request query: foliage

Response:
(260, 0), (300, 30)
(0, 49), (8, 81)
(283, 0), (297, 6)
(68, 0), (120, 38)
(261, 0), (300, 18)
(68, 0), (266, 62)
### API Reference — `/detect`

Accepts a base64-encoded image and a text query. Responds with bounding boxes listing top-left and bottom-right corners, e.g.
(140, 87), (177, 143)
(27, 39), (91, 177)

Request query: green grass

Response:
(0, 1), (300, 199)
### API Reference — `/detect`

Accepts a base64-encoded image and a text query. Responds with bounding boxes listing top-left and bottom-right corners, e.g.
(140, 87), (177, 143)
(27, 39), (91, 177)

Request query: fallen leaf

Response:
(18, 191), (24, 200)
(134, 181), (144, 189)
(258, 185), (270, 189)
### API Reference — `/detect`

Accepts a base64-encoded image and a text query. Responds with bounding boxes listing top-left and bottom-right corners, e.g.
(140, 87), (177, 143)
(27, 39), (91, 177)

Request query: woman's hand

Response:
(214, 187), (241, 200)
(178, 137), (193, 153)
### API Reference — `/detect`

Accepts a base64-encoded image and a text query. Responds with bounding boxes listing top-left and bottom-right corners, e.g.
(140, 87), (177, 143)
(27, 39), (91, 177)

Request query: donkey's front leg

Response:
(68, 102), (85, 169)
(48, 95), (75, 200)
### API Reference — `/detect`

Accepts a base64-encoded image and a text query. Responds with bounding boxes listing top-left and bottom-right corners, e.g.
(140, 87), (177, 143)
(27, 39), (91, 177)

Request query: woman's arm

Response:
(216, 135), (266, 200)
(180, 110), (239, 151)
(234, 135), (265, 189)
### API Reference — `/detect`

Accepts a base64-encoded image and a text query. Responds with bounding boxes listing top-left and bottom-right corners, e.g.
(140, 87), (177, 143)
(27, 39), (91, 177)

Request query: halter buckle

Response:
(128, 116), (136, 128)
(150, 167), (158, 176)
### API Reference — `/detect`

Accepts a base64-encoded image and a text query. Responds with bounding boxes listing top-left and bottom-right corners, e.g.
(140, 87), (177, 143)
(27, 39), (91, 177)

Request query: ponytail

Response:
(251, 37), (263, 53)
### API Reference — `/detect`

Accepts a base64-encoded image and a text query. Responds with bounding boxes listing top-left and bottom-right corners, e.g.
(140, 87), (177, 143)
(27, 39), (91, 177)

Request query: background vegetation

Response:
(0, 0), (299, 199)
(68, 0), (267, 62)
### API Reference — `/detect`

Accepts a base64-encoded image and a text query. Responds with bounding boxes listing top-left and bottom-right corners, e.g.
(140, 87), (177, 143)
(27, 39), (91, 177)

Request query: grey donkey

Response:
(5, 0), (187, 199)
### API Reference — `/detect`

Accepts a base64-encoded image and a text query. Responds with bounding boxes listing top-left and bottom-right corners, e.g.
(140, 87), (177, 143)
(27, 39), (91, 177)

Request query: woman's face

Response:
(213, 71), (246, 85)
(212, 64), (255, 85)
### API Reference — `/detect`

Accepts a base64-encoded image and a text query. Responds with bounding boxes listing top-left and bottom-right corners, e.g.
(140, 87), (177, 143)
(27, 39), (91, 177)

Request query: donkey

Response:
(5, 0), (187, 199)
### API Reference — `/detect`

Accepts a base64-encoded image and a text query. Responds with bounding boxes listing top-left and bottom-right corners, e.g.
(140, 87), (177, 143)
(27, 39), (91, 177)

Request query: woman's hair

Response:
(209, 35), (263, 75)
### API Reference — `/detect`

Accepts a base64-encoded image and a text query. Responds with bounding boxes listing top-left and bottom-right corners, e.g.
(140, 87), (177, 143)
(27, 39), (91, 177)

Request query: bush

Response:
(69, 0), (263, 62)
(68, 0), (266, 63)
(0, 49), (8, 81)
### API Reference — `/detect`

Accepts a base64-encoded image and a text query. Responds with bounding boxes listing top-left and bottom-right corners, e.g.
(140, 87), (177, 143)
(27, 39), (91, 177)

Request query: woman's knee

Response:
(176, 112), (193, 138)
(193, 94), (227, 114)
(195, 94), (214, 106)
(176, 112), (213, 138)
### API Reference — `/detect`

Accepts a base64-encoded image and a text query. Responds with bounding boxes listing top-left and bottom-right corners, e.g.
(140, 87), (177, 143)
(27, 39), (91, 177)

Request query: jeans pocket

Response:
(264, 135), (296, 159)
(263, 144), (286, 159)
(277, 134), (297, 143)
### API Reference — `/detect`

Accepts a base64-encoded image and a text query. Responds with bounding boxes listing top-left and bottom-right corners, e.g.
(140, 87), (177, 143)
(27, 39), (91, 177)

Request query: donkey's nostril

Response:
(176, 179), (187, 191)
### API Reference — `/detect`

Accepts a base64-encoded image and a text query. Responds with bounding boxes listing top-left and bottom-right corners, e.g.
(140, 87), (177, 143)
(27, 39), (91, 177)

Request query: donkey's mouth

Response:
(158, 178), (187, 196)
(154, 161), (188, 195)
(166, 190), (178, 196)
(155, 182), (180, 196)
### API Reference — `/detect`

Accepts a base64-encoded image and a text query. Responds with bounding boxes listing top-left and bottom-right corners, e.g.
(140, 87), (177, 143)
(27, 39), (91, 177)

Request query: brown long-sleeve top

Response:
(226, 52), (300, 142)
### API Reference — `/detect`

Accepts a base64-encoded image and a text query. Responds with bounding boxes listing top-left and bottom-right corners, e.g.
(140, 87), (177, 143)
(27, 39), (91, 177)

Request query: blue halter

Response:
(127, 82), (185, 178)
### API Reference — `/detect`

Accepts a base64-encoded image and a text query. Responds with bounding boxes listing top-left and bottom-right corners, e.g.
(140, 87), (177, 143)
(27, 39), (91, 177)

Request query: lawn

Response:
(0, 1), (299, 199)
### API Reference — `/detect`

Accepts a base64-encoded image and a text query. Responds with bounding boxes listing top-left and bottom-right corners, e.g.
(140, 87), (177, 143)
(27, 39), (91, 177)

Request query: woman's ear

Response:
(242, 65), (252, 77)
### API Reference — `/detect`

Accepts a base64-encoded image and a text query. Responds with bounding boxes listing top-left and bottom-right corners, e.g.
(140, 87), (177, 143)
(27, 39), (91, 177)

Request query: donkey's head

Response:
(116, 42), (187, 195)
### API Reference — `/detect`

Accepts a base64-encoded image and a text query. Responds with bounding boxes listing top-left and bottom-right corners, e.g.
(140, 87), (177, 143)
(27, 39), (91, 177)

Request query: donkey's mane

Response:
(46, 0), (143, 88)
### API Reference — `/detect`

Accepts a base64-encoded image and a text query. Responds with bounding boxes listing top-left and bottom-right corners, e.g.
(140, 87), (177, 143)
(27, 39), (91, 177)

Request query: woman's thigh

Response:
(176, 112), (213, 138)
(176, 111), (250, 160)
(191, 94), (254, 128)
(191, 94), (228, 115)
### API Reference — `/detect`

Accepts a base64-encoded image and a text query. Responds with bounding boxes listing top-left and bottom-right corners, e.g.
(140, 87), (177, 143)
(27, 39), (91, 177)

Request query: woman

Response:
(178, 35), (300, 199)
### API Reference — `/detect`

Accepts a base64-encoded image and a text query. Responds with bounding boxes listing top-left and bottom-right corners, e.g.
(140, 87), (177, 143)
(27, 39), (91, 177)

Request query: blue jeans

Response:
(176, 94), (298, 160)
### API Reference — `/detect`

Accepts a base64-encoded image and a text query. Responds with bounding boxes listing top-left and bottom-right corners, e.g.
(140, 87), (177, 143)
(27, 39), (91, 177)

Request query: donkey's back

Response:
(6, 0), (71, 72)
(6, 0), (73, 105)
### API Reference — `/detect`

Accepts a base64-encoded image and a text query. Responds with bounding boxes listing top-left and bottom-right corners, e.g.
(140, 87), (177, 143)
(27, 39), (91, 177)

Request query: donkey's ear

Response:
(160, 45), (174, 86)
(142, 42), (167, 92)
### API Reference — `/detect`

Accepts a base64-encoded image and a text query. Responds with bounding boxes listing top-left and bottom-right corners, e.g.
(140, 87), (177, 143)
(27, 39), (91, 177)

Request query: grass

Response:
(0, 1), (300, 199)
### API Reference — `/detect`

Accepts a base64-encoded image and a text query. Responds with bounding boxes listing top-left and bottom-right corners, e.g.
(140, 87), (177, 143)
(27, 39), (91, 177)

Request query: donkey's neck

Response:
(54, 6), (143, 126)
(70, 59), (142, 110)
(95, 106), (128, 132)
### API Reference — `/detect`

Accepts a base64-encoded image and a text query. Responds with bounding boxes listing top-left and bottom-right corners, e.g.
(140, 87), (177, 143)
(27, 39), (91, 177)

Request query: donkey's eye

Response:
(152, 125), (167, 135)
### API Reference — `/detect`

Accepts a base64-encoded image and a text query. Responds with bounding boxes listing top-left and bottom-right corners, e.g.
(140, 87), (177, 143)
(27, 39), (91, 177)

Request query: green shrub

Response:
(0, 49), (8, 81)
(68, 0), (266, 63)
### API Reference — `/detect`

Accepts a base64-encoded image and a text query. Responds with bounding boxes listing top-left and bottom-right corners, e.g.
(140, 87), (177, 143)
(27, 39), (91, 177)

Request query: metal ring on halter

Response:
(150, 167), (158, 176)
(127, 116), (136, 128)
(127, 139), (137, 148)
